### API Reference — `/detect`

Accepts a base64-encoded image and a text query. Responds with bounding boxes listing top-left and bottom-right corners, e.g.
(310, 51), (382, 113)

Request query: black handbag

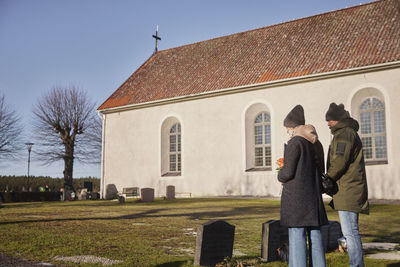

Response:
(321, 173), (338, 196)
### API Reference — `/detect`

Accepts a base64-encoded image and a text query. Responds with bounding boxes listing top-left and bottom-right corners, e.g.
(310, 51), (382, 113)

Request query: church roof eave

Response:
(98, 60), (400, 114)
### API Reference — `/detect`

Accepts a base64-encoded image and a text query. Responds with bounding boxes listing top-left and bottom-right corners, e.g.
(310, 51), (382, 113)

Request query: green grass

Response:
(0, 198), (399, 266)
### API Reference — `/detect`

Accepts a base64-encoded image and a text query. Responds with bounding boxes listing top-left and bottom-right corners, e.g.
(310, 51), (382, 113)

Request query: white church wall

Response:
(101, 67), (400, 199)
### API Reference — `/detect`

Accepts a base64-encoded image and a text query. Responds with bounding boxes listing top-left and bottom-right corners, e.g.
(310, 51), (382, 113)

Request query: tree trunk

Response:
(63, 141), (74, 193)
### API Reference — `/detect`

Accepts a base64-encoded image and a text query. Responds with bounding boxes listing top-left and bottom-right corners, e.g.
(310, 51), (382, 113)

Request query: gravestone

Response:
(166, 185), (175, 199)
(320, 220), (343, 252)
(59, 188), (64, 201)
(105, 184), (118, 200)
(261, 220), (289, 262)
(63, 189), (75, 201)
(194, 220), (235, 266)
(77, 188), (88, 200)
(140, 188), (155, 202)
(83, 181), (93, 192)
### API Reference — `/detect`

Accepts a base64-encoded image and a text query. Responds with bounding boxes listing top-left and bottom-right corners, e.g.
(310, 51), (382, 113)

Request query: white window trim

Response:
(359, 97), (388, 164)
(168, 123), (182, 174)
(253, 112), (272, 169)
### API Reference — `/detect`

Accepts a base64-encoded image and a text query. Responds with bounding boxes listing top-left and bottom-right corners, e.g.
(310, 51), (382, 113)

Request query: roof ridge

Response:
(99, 0), (400, 111)
(157, 0), (379, 54)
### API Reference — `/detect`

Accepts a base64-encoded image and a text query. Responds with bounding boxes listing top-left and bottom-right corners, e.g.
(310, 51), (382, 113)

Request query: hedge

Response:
(0, 192), (62, 203)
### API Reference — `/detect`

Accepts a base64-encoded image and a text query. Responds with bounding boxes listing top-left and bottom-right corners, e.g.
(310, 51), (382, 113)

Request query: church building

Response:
(98, 0), (400, 199)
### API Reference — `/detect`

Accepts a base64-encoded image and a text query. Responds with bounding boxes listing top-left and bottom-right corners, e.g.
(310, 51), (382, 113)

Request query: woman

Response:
(278, 105), (328, 267)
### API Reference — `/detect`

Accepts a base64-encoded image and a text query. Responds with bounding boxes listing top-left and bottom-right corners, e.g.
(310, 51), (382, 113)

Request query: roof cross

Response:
(152, 25), (161, 53)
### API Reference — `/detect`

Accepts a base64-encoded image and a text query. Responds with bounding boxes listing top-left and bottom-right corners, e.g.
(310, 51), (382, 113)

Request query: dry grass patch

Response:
(0, 198), (399, 266)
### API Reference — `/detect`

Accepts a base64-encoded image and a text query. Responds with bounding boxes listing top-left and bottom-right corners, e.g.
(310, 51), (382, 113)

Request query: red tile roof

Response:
(99, 0), (400, 110)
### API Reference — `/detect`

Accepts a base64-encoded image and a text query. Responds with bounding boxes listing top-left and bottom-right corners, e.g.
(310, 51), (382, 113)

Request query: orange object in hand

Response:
(276, 157), (284, 170)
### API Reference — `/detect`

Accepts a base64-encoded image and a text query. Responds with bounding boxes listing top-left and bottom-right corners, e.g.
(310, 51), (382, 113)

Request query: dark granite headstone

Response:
(194, 220), (235, 266)
(166, 185), (175, 199)
(261, 220), (288, 262)
(83, 181), (93, 192)
(320, 220), (342, 252)
(105, 184), (118, 200)
(140, 188), (155, 202)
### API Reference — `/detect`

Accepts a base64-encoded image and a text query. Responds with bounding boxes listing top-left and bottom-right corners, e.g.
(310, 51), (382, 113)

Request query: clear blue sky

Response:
(0, 0), (373, 178)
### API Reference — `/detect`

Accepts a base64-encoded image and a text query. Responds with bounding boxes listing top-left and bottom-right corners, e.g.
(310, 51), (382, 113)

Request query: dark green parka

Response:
(327, 118), (369, 214)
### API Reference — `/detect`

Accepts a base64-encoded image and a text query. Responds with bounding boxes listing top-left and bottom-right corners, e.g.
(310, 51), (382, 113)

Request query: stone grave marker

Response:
(194, 220), (235, 266)
(261, 220), (288, 262)
(140, 188), (155, 202)
(320, 220), (343, 252)
(77, 188), (88, 200)
(83, 181), (93, 192)
(105, 184), (118, 200)
(166, 185), (175, 199)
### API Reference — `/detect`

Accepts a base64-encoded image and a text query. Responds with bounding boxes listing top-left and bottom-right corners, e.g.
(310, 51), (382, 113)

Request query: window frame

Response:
(359, 97), (388, 165)
(252, 112), (272, 170)
(168, 123), (182, 174)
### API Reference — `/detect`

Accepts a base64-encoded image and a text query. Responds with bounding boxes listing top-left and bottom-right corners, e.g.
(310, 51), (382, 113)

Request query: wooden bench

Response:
(120, 187), (140, 198)
(176, 192), (192, 198)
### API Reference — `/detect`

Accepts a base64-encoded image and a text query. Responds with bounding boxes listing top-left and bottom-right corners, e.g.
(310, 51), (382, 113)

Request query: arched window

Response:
(161, 117), (182, 176)
(254, 112), (271, 168)
(169, 123), (181, 172)
(359, 97), (387, 162)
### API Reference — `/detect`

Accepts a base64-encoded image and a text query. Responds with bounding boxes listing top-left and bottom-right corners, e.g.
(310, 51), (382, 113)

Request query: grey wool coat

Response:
(278, 125), (328, 227)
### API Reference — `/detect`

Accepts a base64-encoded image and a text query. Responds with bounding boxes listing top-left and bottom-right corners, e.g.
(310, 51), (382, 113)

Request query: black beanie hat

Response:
(284, 105), (305, 127)
(325, 103), (350, 121)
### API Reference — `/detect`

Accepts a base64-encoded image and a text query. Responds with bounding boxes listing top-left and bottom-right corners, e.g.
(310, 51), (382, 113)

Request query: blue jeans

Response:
(288, 227), (326, 267)
(339, 211), (364, 267)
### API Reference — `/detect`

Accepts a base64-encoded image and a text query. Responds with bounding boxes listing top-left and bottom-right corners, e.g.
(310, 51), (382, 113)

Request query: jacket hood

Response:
(330, 117), (359, 134)
(293, 124), (318, 144)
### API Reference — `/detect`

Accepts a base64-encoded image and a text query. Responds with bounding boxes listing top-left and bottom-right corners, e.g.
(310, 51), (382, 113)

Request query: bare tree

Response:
(0, 93), (23, 160)
(32, 86), (101, 193)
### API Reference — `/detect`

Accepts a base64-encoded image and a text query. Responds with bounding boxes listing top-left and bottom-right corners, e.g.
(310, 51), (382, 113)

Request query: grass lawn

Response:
(0, 198), (399, 266)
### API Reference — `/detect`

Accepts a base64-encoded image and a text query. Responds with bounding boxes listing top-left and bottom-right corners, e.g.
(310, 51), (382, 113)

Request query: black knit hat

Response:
(325, 103), (350, 121)
(284, 105), (305, 127)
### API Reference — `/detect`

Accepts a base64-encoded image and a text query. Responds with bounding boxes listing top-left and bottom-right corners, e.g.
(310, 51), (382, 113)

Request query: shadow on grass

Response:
(154, 260), (192, 267)
(2, 197), (281, 209)
(0, 205), (280, 225)
(363, 232), (400, 243)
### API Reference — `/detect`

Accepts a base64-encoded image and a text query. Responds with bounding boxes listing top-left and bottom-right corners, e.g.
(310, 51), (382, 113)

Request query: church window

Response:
(254, 112), (271, 168)
(359, 97), (387, 162)
(169, 123), (181, 172)
(245, 103), (272, 171)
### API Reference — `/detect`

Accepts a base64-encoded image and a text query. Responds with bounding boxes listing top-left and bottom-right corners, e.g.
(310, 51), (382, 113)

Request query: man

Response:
(325, 103), (369, 267)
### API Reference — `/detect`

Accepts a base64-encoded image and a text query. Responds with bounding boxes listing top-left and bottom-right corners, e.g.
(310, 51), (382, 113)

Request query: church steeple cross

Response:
(152, 25), (161, 53)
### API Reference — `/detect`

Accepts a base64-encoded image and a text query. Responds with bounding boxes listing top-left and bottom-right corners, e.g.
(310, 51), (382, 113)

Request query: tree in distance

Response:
(32, 86), (101, 196)
(0, 93), (23, 161)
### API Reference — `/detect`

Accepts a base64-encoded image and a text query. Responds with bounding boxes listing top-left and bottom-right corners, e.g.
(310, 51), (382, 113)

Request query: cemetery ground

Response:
(0, 198), (399, 267)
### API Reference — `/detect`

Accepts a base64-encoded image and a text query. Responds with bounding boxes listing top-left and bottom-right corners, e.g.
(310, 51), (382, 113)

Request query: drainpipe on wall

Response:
(97, 111), (106, 199)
